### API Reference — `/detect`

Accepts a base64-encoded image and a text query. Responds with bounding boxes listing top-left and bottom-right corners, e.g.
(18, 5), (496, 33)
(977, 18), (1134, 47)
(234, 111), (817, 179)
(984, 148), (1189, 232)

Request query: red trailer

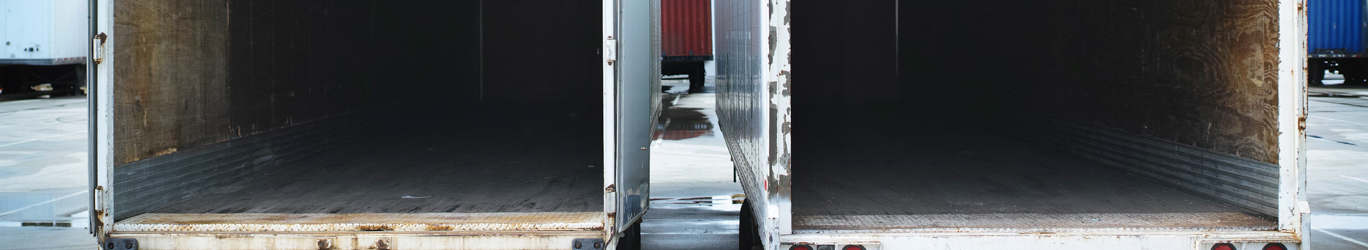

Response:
(661, 0), (712, 93)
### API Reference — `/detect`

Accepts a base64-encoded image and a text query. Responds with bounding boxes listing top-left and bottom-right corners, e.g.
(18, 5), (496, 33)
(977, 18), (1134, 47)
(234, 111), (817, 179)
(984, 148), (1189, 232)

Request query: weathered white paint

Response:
(93, 0), (115, 243)
(1275, 0), (1309, 247)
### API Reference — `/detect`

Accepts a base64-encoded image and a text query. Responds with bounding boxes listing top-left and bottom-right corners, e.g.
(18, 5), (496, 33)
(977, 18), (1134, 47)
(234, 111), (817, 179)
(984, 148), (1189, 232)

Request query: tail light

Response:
(843, 245), (867, 250)
(1211, 243), (1237, 250)
(1262, 243), (1288, 250)
(790, 246), (813, 250)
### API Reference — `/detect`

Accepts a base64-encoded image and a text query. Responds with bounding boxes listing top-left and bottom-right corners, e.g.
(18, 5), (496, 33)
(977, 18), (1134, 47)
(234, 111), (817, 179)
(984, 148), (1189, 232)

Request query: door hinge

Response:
(92, 33), (108, 64)
(604, 36), (616, 66)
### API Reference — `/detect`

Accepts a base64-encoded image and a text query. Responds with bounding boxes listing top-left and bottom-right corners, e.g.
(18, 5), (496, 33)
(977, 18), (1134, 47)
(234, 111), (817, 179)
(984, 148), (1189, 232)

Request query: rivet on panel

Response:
(376, 239), (390, 250)
(317, 239), (332, 249)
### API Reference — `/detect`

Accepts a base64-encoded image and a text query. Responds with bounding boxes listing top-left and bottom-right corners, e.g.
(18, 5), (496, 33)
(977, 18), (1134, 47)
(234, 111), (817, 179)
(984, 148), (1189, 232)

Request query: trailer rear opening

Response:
(92, 0), (650, 248)
(798, 0), (1285, 231)
(720, 0), (1305, 248)
(109, 0), (603, 218)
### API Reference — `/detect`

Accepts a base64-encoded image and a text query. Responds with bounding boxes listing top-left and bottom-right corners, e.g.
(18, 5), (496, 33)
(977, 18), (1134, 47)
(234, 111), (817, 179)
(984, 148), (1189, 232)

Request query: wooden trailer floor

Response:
(152, 105), (604, 214)
(793, 105), (1276, 231)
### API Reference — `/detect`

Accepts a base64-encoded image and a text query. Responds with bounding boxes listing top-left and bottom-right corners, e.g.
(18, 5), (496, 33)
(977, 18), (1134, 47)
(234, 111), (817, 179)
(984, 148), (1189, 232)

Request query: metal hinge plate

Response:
(103, 238), (138, 250)
(572, 238), (605, 250)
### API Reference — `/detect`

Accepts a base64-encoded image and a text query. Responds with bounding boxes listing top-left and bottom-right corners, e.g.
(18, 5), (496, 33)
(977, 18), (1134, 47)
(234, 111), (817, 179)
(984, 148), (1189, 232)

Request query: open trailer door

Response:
(90, 0), (113, 245)
(605, 0), (661, 242)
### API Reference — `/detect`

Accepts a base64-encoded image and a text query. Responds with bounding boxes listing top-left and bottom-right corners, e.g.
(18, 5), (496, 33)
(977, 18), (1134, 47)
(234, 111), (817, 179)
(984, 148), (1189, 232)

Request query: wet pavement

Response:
(644, 75), (745, 249)
(0, 96), (94, 250)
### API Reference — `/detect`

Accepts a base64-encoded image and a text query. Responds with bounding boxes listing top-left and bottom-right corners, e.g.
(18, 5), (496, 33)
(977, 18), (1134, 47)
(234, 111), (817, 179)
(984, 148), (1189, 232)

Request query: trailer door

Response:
(89, 0), (112, 244)
(608, 0), (660, 234)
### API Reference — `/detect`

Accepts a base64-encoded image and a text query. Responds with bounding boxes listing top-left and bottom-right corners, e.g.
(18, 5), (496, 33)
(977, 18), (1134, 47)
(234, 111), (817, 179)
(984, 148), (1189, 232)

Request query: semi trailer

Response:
(660, 0), (711, 93)
(87, 0), (661, 249)
(0, 0), (88, 98)
(1307, 0), (1367, 85)
(720, 0), (1309, 249)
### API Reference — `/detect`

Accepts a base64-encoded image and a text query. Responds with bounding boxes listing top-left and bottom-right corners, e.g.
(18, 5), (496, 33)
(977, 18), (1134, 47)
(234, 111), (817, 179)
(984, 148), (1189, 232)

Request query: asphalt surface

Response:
(1306, 81), (1368, 249)
(0, 95), (94, 250)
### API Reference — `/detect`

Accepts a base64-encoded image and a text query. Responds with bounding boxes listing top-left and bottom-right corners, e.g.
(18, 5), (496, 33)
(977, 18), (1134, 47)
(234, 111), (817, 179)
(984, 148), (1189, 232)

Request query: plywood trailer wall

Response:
(109, 0), (603, 220)
(798, 0), (1281, 163)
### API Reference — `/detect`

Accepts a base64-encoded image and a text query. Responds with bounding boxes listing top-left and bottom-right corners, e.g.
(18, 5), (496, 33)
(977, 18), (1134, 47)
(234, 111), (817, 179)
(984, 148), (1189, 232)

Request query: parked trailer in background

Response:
(1308, 0), (1368, 85)
(88, 0), (660, 249)
(661, 0), (712, 93)
(718, 0), (1308, 249)
(0, 0), (87, 96)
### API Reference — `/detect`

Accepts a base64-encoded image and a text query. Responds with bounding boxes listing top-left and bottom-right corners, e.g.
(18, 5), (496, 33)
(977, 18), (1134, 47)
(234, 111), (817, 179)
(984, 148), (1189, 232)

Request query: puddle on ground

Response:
(0, 191), (88, 227)
(649, 194), (744, 211)
(653, 92), (717, 141)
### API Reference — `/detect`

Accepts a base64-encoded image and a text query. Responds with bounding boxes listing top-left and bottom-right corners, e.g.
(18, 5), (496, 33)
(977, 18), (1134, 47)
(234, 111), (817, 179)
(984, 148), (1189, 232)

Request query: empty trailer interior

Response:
(791, 0), (1302, 233)
(105, 0), (604, 222)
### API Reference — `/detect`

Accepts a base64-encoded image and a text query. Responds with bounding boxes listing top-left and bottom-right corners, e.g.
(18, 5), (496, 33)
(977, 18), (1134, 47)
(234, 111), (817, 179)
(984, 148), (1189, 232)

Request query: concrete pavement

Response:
(0, 96), (95, 250)
(644, 77), (745, 250)
(1306, 81), (1368, 249)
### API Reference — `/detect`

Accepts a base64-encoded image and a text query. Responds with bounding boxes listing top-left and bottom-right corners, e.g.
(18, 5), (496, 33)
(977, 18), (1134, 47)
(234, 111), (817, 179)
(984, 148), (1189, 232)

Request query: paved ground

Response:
(1306, 79), (1368, 249)
(0, 96), (95, 250)
(642, 70), (745, 250)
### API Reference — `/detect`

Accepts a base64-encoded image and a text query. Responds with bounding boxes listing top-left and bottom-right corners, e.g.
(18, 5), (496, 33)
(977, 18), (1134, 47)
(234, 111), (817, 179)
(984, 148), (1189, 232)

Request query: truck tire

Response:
(688, 65), (705, 93)
(739, 200), (762, 250)
(1309, 59), (1325, 86)
(616, 221), (641, 250)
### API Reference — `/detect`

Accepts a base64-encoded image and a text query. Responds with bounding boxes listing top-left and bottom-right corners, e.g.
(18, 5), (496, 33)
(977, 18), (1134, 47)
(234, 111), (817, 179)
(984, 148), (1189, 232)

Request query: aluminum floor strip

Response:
(115, 212), (603, 232)
(794, 212), (1276, 233)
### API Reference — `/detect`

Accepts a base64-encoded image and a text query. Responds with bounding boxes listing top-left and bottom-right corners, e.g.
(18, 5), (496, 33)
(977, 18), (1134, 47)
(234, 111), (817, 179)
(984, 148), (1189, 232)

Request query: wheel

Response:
(739, 200), (762, 250)
(1309, 60), (1325, 86)
(616, 221), (641, 250)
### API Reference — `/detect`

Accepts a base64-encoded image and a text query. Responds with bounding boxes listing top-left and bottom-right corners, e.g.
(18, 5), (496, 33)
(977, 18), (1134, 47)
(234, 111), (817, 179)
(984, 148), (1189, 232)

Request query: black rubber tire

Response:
(616, 221), (641, 250)
(1309, 60), (1325, 86)
(739, 200), (762, 250)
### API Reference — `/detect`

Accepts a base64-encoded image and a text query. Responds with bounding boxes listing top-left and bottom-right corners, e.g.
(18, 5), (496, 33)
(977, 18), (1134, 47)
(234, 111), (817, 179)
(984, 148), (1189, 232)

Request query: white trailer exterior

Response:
(716, 0), (1310, 249)
(0, 0), (86, 65)
(87, 0), (660, 249)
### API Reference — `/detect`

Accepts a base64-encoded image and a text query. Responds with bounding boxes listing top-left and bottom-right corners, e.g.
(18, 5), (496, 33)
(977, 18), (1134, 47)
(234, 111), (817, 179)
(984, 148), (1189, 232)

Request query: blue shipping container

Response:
(1309, 0), (1366, 54)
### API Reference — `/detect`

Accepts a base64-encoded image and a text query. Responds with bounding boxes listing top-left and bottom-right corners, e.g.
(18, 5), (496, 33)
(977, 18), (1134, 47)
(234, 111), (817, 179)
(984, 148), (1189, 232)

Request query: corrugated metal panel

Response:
(662, 0), (712, 58)
(1308, 0), (1366, 53)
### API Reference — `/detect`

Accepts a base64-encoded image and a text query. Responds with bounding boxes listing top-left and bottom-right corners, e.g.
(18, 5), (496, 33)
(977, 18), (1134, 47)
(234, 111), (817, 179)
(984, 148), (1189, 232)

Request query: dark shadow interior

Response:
(792, 0), (1280, 227)
(133, 0), (606, 215)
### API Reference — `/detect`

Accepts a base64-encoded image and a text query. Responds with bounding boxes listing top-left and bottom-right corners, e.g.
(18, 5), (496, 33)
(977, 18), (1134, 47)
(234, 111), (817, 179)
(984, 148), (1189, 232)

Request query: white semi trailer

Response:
(87, 0), (660, 249)
(0, 0), (87, 95)
(718, 0), (1310, 249)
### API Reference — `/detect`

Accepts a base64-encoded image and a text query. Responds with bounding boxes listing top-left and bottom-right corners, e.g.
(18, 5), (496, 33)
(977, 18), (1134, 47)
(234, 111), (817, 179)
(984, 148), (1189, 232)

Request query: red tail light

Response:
(1262, 243), (1288, 250)
(1212, 243), (1237, 250)
(790, 246), (813, 250)
(843, 245), (867, 250)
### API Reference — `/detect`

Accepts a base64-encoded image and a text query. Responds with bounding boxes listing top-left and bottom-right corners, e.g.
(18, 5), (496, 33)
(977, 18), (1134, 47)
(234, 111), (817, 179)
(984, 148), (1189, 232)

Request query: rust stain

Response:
(357, 225), (394, 231)
(604, 184), (615, 193)
(424, 225), (454, 231)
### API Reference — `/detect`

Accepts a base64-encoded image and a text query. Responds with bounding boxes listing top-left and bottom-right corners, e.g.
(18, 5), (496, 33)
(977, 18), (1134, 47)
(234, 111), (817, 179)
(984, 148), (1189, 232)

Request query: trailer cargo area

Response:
(795, 0), (1290, 231)
(90, 0), (645, 248)
(720, 0), (1305, 248)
